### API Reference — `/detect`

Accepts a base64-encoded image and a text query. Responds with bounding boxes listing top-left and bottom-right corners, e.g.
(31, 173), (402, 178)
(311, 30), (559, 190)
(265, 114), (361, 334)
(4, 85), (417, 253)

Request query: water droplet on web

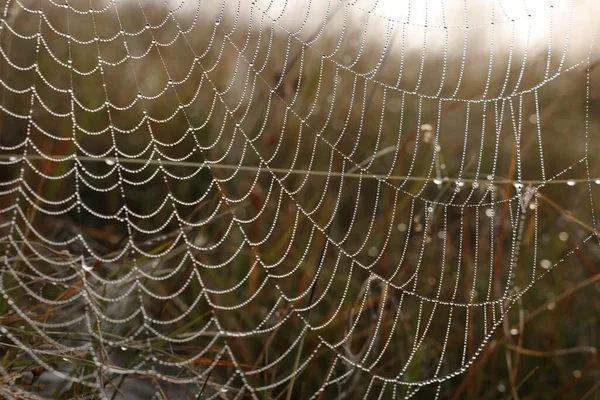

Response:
(595, 179), (600, 185)
(82, 261), (93, 272)
(105, 158), (115, 166)
(120, 346), (127, 351)
(433, 178), (443, 185)
(559, 232), (569, 241)
(513, 182), (523, 191)
(368, 247), (378, 257)
(528, 113), (538, 124)
(540, 259), (552, 270)
(566, 179), (576, 186)
(485, 208), (494, 218)
(423, 131), (433, 143)
(397, 223), (407, 232)
(510, 328), (519, 336)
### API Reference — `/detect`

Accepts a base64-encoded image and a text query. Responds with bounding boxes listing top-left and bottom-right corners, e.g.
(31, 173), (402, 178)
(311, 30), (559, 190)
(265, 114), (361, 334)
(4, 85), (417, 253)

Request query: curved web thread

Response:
(0, 0), (597, 398)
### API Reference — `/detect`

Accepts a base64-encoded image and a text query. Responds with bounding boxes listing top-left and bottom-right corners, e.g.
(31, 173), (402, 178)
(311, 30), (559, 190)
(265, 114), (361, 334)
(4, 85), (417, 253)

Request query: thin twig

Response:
(503, 344), (597, 358)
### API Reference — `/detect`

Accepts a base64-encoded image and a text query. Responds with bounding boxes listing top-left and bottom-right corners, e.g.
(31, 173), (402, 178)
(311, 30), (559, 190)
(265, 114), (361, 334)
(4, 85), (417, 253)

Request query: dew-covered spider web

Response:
(0, 0), (599, 398)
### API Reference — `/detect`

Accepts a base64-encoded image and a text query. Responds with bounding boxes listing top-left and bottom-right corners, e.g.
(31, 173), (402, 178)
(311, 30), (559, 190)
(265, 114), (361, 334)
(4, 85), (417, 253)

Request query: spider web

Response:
(0, 0), (598, 398)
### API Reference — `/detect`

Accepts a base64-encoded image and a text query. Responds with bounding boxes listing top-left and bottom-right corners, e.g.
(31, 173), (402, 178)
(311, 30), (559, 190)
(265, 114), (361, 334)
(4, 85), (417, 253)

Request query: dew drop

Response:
(397, 223), (407, 232)
(368, 246), (378, 257)
(540, 259), (552, 270)
(82, 261), (93, 272)
(510, 328), (519, 336)
(528, 113), (538, 124)
(566, 179), (576, 186)
(105, 158), (116, 166)
(559, 232), (569, 241)
(433, 178), (443, 185)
